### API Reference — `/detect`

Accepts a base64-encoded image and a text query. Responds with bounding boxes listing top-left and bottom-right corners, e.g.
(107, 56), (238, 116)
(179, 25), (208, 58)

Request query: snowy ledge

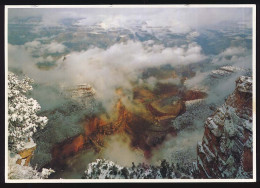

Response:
(236, 76), (252, 93)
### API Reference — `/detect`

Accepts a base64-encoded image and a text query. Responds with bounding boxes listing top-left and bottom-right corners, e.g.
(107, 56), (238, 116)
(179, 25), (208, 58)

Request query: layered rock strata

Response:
(197, 76), (253, 178)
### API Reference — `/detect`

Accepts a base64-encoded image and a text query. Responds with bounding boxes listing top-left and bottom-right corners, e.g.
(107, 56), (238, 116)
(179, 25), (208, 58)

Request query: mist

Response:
(101, 134), (146, 167)
(9, 40), (206, 112)
(150, 120), (205, 166)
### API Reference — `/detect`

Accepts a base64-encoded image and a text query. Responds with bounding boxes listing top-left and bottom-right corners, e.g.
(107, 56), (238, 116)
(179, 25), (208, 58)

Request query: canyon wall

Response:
(196, 76), (253, 178)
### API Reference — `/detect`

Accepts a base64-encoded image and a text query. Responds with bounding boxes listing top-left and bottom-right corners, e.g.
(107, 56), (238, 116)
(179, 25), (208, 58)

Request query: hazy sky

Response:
(8, 7), (252, 30)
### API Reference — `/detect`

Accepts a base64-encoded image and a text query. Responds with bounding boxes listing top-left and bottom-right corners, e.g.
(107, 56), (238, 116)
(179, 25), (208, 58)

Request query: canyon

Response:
(49, 68), (208, 169)
(7, 8), (254, 180)
(15, 67), (253, 180)
(24, 65), (253, 179)
(33, 67), (207, 168)
(80, 76), (253, 179)
(50, 75), (253, 179)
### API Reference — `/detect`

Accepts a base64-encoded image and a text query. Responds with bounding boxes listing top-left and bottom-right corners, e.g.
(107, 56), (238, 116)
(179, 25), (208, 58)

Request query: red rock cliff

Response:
(196, 76), (253, 178)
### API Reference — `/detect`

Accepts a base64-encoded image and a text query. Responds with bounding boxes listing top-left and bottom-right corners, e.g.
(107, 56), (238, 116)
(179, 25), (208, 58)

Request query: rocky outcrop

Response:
(211, 66), (245, 78)
(16, 146), (36, 166)
(196, 76), (253, 178)
(16, 139), (37, 166)
(63, 84), (96, 106)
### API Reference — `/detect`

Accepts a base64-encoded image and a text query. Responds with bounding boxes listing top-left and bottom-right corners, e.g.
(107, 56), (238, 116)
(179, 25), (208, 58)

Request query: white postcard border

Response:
(4, 4), (257, 183)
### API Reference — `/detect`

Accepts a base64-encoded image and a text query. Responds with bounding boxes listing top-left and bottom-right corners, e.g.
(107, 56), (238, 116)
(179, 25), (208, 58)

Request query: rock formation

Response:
(196, 76), (253, 178)
(50, 81), (207, 167)
(16, 146), (36, 166)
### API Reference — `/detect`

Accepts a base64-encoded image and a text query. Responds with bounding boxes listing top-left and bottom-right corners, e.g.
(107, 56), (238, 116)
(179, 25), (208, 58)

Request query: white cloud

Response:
(141, 18), (191, 34)
(186, 31), (200, 41)
(24, 40), (66, 55)
(24, 40), (41, 48)
(55, 40), (206, 110)
(211, 46), (252, 70)
(45, 42), (66, 53)
(8, 44), (35, 70)
(9, 40), (206, 111)
(57, 40), (206, 83)
(101, 134), (145, 167)
(184, 71), (210, 89)
(219, 46), (246, 57)
(150, 121), (204, 165)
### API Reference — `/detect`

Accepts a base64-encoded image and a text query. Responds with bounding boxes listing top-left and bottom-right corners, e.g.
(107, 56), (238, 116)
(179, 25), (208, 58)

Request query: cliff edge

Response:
(196, 76), (253, 178)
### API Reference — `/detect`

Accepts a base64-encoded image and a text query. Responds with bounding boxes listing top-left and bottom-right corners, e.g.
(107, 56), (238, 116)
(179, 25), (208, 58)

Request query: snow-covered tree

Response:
(82, 159), (192, 179)
(8, 72), (48, 152)
(8, 72), (54, 179)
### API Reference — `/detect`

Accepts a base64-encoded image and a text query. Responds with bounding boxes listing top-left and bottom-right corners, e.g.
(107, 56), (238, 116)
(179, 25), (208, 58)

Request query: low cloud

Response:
(56, 40), (206, 110)
(211, 46), (252, 70)
(24, 40), (66, 55)
(186, 31), (200, 41)
(184, 71), (210, 90)
(150, 120), (204, 165)
(219, 46), (246, 57)
(46, 42), (67, 53)
(101, 134), (145, 167)
(142, 18), (191, 35)
(9, 40), (206, 111)
(205, 72), (243, 105)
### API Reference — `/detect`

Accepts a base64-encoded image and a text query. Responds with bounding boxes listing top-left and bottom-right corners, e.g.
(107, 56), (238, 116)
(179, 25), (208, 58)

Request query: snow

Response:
(236, 76), (252, 93)
(195, 76), (253, 179)
(8, 72), (48, 152)
(242, 119), (252, 132)
(203, 143), (216, 162)
(23, 138), (36, 149)
(220, 66), (244, 73)
(211, 65), (244, 77)
(244, 136), (252, 148)
(82, 159), (191, 179)
(206, 118), (218, 130)
(224, 117), (237, 138)
(211, 69), (230, 76)
(185, 99), (204, 108)
(8, 72), (54, 180)
(197, 156), (211, 178)
(236, 166), (252, 179)
(203, 136), (209, 145)
(8, 151), (55, 179)
(197, 142), (205, 154)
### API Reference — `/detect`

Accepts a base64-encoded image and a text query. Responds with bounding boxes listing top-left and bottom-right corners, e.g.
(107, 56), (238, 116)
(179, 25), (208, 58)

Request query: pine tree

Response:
(8, 72), (48, 152)
(8, 72), (54, 179)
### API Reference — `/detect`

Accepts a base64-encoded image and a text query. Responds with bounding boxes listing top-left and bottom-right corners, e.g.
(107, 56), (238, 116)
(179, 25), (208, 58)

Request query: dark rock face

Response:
(196, 76), (253, 178)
